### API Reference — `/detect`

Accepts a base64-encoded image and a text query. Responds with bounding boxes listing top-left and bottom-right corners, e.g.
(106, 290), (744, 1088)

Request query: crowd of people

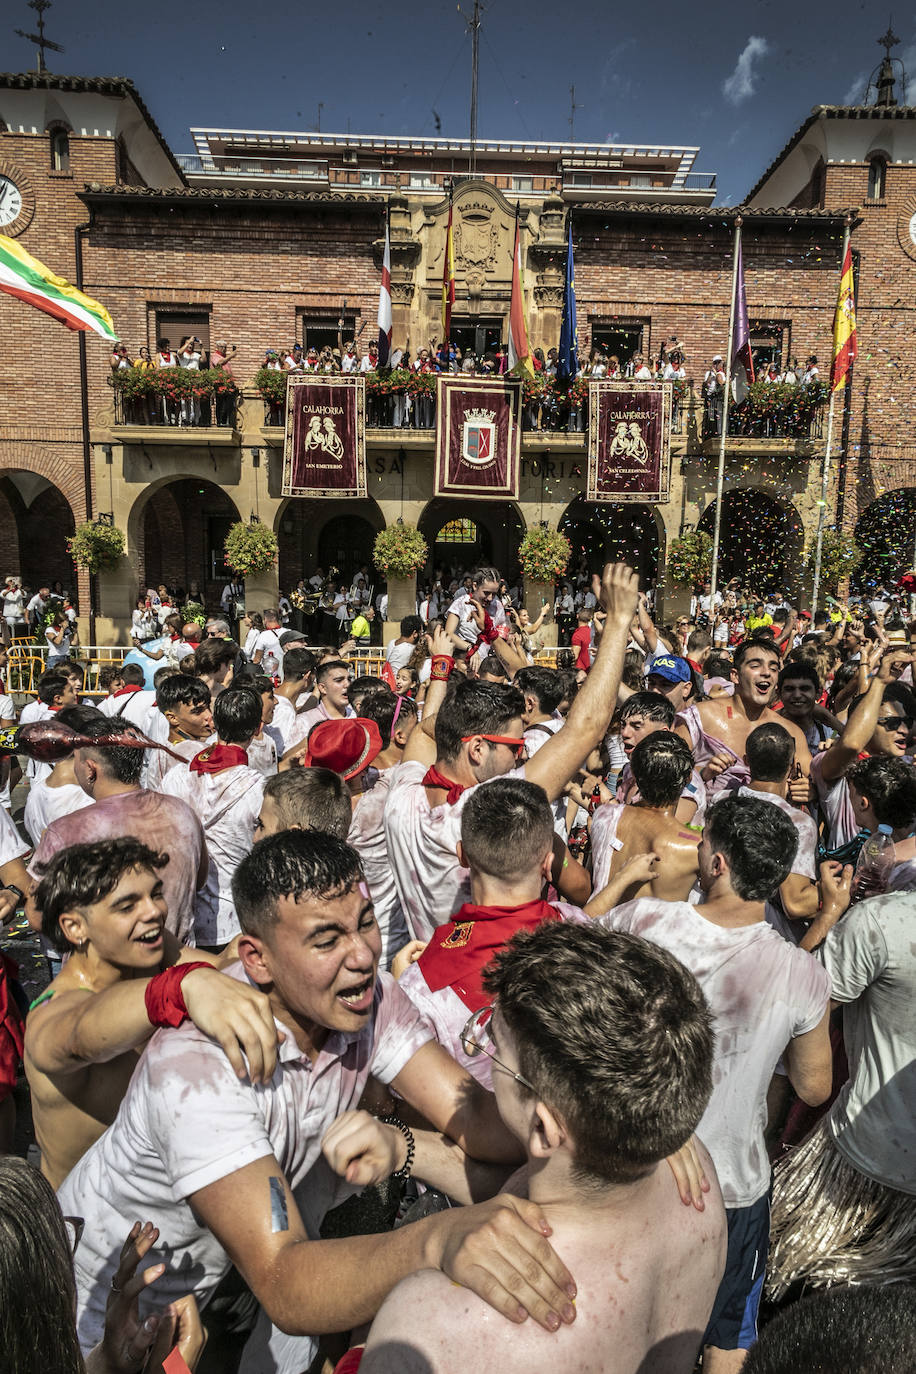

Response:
(0, 551), (914, 1374)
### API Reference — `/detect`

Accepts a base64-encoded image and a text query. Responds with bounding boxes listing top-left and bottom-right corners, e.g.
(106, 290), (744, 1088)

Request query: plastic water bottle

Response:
(852, 824), (896, 902)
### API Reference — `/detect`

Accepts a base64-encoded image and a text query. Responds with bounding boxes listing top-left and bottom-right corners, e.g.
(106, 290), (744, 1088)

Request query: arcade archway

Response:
(853, 488), (916, 590)
(276, 497), (384, 591)
(418, 498), (524, 580)
(130, 477), (241, 607)
(697, 488), (803, 595)
(559, 498), (660, 587)
(0, 471), (76, 598)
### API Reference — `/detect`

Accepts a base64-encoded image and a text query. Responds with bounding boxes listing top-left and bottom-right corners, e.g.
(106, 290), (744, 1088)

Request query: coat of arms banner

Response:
(282, 375), (366, 498)
(435, 376), (522, 500)
(587, 382), (671, 503)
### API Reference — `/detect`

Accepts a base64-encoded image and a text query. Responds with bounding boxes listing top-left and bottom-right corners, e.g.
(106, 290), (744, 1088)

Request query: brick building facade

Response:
(0, 69), (912, 640)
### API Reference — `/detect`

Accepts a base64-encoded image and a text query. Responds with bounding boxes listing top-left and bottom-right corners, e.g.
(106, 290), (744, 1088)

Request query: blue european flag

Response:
(557, 219), (577, 382)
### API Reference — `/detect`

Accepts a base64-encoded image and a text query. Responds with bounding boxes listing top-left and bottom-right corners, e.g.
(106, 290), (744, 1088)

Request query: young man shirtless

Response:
(24, 837), (279, 1187)
(590, 732), (701, 907)
(676, 638), (811, 798)
(615, 691), (706, 824)
(360, 921), (726, 1374)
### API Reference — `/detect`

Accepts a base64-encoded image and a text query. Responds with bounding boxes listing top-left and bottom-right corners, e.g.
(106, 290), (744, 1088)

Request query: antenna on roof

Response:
(14, 0), (65, 74)
(862, 20), (905, 107)
(569, 85), (583, 141)
(457, 0), (485, 174)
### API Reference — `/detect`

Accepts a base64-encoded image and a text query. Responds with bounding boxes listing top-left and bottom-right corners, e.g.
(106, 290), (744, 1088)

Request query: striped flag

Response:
(831, 242), (857, 391)
(556, 219), (577, 382)
(0, 235), (116, 340)
(377, 216), (392, 366)
(507, 208), (533, 378)
(731, 239), (754, 404)
(441, 191), (455, 342)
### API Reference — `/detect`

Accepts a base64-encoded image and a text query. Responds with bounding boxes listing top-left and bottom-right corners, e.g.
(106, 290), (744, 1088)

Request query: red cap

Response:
(798, 610), (812, 620)
(304, 717), (383, 781)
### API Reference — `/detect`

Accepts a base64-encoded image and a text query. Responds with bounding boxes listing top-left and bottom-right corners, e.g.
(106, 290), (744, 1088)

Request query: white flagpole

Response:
(709, 216), (742, 607)
(810, 221), (852, 615)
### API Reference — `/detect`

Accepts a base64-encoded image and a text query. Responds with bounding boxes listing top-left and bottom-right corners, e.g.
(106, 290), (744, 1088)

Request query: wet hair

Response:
(33, 837), (167, 953)
(434, 677), (525, 763)
(281, 647), (317, 681)
(155, 674), (211, 713)
(778, 659), (821, 693)
(261, 768), (351, 839)
(742, 1285), (916, 1374)
(348, 675), (387, 713)
(515, 666), (566, 716)
(460, 777), (554, 882)
(733, 636), (781, 673)
(193, 637), (238, 676)
(483, 922), (713, 1185)
(746, 722), (796, 782)
(213, 686), (262, 744)
(704, 794), (798, 901)
(399, 615), (423, 638)
(0, 1157), (86, 1374)
(359, 688), (417, 741)
(629, 732), (693, 806)
(36, 672), (70, 706)
(704, 653), (733, 679)
(232, 828), (363, 940)
(55, 704), (105, 733)
(75, 712), (145, 785)
(619, 691), (675, 727)
(847, 756), (916, 831)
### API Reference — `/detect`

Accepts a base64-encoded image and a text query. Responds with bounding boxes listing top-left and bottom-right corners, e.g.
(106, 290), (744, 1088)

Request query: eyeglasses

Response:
(460, 1006), (536, 1092)
(62, 1216), (84, 1253)
(462, 733), (527, 760)
(877, 716), (913, 731)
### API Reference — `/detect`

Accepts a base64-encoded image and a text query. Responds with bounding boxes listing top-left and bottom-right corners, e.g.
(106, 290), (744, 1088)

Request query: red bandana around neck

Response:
(422, 765), (466, 805)
(189, 743), (248, 775)
(420, 900), (560, 1011)
(112, 685), (142, 698)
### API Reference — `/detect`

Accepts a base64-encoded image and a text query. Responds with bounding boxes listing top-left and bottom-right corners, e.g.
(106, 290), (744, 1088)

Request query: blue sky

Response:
(14, 0), (916, 202)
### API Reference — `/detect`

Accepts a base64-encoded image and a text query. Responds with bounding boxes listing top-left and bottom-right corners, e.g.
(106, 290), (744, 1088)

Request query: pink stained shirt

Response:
(59, 967), (434, 1372)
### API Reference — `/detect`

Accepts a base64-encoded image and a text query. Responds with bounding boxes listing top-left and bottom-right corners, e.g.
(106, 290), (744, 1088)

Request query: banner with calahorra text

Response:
(282, 374), (366, 499)
(587, 381), (671, 503)
(435, 376), (522, 500)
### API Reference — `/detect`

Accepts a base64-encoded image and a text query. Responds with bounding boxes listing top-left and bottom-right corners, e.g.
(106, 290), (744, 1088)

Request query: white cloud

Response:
(842, 71), (867, 105)
(723, 36), (770, 105)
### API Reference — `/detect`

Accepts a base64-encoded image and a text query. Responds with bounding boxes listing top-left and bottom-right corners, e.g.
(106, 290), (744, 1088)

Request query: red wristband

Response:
(430, 655), (453, 682)
(144, 962), (213, 1029)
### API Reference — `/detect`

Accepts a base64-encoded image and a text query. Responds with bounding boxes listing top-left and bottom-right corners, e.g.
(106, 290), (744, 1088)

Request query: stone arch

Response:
(697, 487), (804, 595)
(127, 475), (242, 607)
(558, 497), (663, 589)
(853, 487), (916, 589)
(417, 497), (526, 580)
(274, 495), (385, 591)
(0, 470), (77, 596)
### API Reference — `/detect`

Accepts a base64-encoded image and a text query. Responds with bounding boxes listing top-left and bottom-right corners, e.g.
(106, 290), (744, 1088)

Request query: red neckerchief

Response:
(422, 765), (466, 805)
(473, 610), (499, 655)
(189, 743), (248, 775)
(420, 900), (560, 1011)
(169, 633), (181, 642)
(112, 685), (142, 698)
(687, 657), (703, 674)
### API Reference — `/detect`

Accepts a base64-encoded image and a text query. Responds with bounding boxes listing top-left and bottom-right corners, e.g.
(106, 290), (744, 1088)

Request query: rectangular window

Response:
(749, 320), (789, 372)
(300, 315), (357, 354)
(590, 320), (647, 366)
(512, 176), (533, 193)
(360, 171), (383, 187)
(155, 311), (211, 357)
(451, 318), (503, 358)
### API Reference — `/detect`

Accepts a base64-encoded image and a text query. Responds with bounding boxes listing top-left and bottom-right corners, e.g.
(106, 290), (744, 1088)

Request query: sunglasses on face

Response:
(877, 716), (913, 731)
(460, 1006), (536, 1092)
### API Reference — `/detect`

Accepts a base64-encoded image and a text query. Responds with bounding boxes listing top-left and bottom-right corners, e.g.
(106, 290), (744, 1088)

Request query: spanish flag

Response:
(441, 191), (455, 342)
(508, 208), (534, 378)
(831, 242), (857, 391)
(0, 235), (117, 340)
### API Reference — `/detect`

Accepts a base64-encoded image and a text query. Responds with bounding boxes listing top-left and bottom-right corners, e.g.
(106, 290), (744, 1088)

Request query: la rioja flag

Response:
(507, 209), (534, 378)
(377, 217), (392, 366)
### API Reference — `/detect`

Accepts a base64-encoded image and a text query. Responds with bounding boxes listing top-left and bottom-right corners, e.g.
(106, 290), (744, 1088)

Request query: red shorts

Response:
(333, 1350), (364, 1374)
(0, 952), (24, 1102)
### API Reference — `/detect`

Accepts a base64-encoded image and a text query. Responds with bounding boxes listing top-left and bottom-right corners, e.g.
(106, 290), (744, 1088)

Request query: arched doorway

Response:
(697, 488), (803, 595)
(853, 488), (916, 589)
(0, 471), (76, 599)
(559, 498), (660, 587)
(276, 497), (384, 592)
(418, 498), (523, 580)
(133, 478), (241, 608)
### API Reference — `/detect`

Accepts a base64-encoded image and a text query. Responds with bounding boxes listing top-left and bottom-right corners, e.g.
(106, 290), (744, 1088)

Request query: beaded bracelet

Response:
(380, 1114), (416, 1180)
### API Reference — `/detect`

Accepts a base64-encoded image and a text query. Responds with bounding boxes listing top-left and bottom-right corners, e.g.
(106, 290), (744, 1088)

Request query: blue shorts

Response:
(703, 1191), (770, 1351)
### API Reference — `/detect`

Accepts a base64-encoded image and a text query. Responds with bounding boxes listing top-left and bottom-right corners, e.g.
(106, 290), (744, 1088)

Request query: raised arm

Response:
(525, 564), (639, 804)
(818, 651), (908, 783)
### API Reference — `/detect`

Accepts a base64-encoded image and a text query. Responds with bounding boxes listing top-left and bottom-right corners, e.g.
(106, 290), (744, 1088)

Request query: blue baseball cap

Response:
(645, 656), (692, 685)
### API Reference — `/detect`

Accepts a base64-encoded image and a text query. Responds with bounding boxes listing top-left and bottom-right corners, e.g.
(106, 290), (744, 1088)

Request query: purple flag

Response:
(731, 240), (755, 403)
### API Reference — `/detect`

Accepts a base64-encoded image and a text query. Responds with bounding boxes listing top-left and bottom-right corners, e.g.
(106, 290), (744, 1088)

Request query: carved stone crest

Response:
(455, 199), (501, 289)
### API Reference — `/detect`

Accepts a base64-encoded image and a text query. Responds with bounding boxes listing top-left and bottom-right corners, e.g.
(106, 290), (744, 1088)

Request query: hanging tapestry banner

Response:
(435, 375), (522, 500)
(587, 381), (671, 503)
(282, 374), (366, 498)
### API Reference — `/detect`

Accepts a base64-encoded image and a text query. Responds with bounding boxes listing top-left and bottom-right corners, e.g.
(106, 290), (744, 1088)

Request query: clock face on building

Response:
(0, 177), (23, 227)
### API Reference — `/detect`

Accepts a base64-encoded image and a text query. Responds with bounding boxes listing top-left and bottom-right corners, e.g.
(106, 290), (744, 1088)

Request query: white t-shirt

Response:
(271, 696), (296, 752)
(602, 898), (829, 1208)
(383, 760), (526, 941)
(446, 592), (508, 653)
(285, 701), (355, 754)
(19, 699), (53, 781)
(253, 629), (283, 678)
(2, 586), (25, 621)
(160, 763), (264, 944)
(385, 639), (416, 672)
(59, 968), (433, 1370)
(0, 802), (28, 866)
(724, 787), (818, 944)
(522, 716), (566, 838)
(819, 893), (916, 1194)
(24, 779), (92, 847)
(98, 688), (157, 730)
(348, 768), (408, 968)
(810, 751), (858, 850)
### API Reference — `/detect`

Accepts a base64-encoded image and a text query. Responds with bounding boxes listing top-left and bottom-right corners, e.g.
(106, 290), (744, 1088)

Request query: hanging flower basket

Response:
(253, 367), (288, 407)
(666, 531), (712, 588)
(67, 521), (126, 573)
(224, 521), (279, 576)
(373, 523), (428, 579)
(804, 528), (863, 591)
(518, 527), (571, 583)
(181, 600), (207, 628)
